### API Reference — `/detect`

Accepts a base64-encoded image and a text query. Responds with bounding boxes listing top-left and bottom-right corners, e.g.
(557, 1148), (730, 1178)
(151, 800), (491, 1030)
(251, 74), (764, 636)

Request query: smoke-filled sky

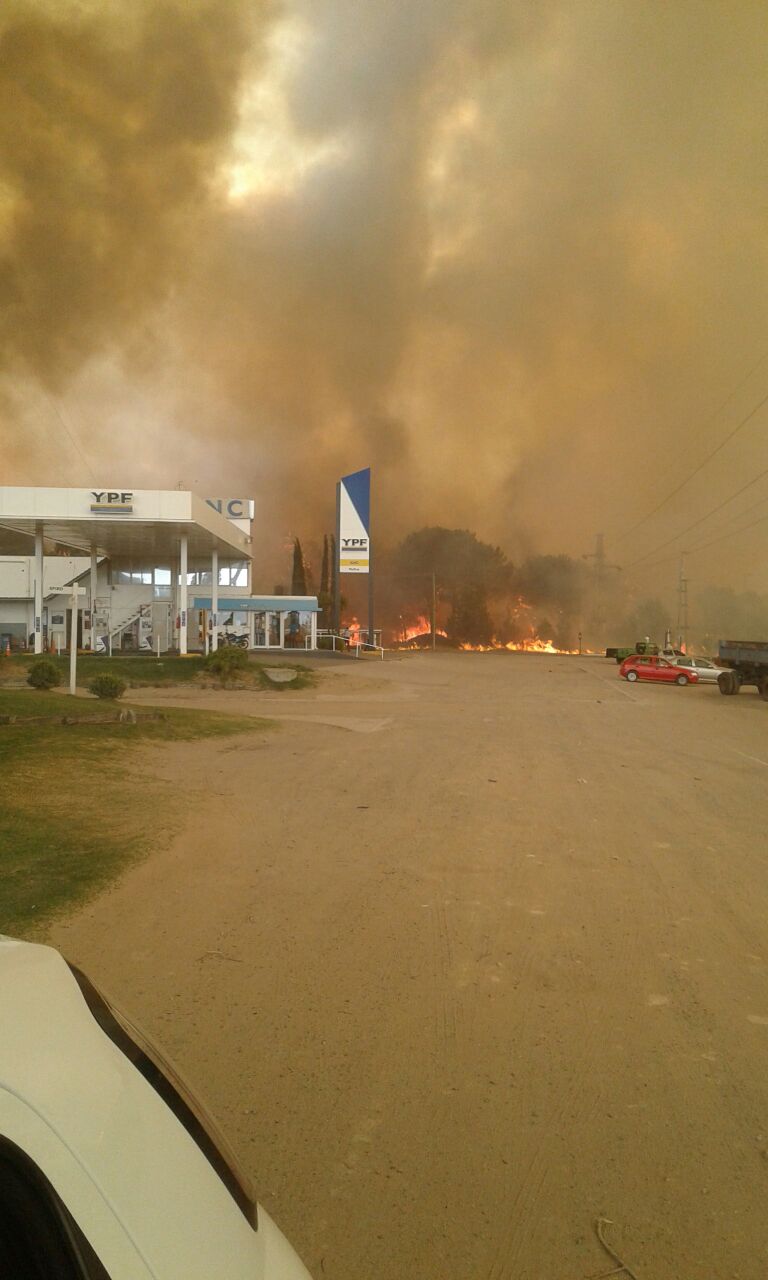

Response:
(2, 0), (768, 594)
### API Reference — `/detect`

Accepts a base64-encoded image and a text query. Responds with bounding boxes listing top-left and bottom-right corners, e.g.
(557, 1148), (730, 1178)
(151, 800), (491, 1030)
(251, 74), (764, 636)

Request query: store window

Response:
(284, 611), (312, 648)
(219, 563), (248, 588)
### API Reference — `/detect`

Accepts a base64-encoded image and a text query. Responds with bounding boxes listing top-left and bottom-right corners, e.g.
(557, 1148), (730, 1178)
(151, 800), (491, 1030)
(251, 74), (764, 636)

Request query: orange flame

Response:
(401, 615), (448, 643)
(459, 636), (580, 654)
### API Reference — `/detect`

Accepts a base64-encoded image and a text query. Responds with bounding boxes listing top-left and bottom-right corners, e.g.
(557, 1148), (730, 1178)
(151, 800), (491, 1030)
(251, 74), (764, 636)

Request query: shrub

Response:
(27, 659), (62, 690)
(88, 673), (127, 701)
(205, 646), (249, 681)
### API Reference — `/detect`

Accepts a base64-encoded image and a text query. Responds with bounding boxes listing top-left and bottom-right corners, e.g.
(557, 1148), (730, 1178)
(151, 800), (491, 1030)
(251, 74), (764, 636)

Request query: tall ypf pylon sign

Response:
(338, 468), (370, 574)
(334, 468), (374, 643)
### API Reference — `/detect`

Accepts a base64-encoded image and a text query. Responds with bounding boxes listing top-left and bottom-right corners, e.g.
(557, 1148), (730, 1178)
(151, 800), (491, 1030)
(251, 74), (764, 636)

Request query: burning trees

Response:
(387, 527), (510, 647)
(448, 583), (494, 647)
(385, 528), (593, 651)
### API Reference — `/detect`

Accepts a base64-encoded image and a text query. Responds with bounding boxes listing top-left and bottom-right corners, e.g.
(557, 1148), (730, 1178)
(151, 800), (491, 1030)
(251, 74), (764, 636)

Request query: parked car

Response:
(0, 935), (313, 1280)
(619, 654), (699, 685)
(672, 655), (729, 683)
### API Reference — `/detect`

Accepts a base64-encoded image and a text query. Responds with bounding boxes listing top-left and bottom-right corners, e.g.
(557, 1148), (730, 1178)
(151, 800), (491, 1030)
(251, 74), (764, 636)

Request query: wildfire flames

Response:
(348, 602), (585, 654)
(394, 621), (578, 654)
(401, 615), (448, 643)
(458, 637), (579, 654)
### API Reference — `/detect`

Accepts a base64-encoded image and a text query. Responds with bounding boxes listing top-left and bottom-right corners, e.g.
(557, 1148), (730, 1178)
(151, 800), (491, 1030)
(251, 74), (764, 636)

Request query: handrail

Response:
(108, 603), (149, 639)
(310, 632), (386, 659)
(311, 632), (347, 652)
(353, 640), (385, 661)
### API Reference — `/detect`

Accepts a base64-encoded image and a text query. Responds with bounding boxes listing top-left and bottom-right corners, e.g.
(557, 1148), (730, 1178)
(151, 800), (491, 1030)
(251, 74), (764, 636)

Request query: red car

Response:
(619, 654), (699, 685)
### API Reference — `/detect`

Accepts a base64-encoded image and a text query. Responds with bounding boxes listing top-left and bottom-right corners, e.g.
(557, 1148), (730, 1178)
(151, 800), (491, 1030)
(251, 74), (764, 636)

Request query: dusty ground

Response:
(50, 654), (768, 1279)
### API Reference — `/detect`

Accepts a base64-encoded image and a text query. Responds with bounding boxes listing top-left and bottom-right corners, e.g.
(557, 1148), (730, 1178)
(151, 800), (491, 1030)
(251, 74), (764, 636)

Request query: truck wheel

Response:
(718, 671), (736, 695)
(758, 679), (768, 701)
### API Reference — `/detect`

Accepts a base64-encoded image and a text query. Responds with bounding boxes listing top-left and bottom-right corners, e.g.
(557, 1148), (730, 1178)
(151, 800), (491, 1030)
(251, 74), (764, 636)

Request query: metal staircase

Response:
(108, 601), (152, 642)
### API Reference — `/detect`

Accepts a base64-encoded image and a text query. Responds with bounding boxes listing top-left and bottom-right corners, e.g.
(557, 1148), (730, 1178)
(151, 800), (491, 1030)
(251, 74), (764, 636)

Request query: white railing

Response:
(108, 601), (152, 641)
(310, 631), (386, 659)
(310, 631), (345, 652)
(353, 640), (385, 661)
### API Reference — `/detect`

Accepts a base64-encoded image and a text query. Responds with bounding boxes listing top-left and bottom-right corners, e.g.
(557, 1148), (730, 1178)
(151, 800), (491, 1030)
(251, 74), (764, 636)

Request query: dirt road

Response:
(50, 654), (768, 1279)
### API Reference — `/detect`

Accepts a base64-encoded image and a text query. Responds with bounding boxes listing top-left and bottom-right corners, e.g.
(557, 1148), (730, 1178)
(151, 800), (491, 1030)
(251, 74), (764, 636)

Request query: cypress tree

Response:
(318, 534), (332, 620)
(291, 538), (308, 595)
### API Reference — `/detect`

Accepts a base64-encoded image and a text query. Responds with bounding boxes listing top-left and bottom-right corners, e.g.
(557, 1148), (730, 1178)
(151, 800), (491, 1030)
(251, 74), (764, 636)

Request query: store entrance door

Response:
(252, 611), (269, 648)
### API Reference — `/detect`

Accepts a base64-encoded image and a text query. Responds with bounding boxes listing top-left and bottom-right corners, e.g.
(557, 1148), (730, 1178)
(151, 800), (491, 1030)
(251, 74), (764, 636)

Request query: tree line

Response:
(286, 528), (768, 649)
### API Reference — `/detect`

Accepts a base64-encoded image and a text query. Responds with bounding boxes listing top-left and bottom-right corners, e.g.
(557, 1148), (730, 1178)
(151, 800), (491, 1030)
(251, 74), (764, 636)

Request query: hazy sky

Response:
(2, 0), (768, 594)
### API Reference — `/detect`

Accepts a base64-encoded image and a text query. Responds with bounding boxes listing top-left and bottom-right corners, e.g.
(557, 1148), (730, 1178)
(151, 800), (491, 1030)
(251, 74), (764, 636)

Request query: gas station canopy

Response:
(0, 487), (251, 566)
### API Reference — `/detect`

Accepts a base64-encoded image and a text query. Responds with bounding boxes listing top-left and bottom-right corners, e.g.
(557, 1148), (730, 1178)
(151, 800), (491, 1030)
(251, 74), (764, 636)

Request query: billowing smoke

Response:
(2, 1), (768, 598)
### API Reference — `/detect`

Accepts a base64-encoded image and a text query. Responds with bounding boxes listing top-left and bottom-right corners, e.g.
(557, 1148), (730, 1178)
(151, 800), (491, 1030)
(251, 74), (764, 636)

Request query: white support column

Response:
(69, 583), (79, 696)
(279, 611), (285, 650)
(179, 533), (188, 656)
(211, 548), (219, 652)
(311, 612), (318, 651)
(90, 543), (98, 650)
(34, 524), (44, 654)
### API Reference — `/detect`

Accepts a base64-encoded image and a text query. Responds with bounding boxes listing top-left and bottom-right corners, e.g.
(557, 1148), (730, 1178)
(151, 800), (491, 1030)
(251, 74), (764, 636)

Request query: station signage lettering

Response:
(207, 498), (252, 520)
(90, 491), (134, 514)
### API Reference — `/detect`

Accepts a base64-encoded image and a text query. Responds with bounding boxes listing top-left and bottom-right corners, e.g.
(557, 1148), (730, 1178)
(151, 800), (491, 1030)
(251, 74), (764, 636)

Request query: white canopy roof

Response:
(0, 487), (251, 567)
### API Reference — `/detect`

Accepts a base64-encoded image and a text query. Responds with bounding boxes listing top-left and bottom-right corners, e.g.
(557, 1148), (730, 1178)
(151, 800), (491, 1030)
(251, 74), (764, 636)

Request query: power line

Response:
(687, 509), (768, 557)
(618, 349), (768, 540)
(625, 503), (768, 576)
(42, 389), (97, 483)
(624, 462), (768, 571)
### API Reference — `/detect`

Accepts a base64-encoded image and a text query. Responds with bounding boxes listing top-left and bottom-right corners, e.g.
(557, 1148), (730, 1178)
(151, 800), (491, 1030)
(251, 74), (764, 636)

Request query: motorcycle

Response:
(220, 631), (249, 649)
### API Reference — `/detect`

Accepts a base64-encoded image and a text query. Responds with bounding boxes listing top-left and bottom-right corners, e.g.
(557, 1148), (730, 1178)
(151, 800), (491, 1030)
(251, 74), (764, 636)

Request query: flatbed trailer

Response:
(717, 641), (768, 699)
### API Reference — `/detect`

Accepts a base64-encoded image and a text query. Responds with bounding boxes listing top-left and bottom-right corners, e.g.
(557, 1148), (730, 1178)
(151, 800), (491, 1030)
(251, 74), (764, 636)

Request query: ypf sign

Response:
(339, 468), (370, 574)
(90, 490), (133, 514)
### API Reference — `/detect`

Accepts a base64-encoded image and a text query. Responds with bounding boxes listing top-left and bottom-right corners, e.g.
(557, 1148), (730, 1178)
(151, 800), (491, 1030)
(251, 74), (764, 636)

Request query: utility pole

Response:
(582, 533), (620, 637)
(676, 554), (689, 652)
(431, 572), (437, 652)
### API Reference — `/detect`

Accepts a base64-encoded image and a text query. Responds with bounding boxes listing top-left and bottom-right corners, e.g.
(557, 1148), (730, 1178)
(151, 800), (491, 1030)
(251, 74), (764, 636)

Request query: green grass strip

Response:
(0, 689), (268, 936)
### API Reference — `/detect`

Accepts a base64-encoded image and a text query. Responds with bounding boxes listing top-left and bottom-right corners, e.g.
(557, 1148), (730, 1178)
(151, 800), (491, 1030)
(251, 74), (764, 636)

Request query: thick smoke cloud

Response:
(2, 1), (768, 596)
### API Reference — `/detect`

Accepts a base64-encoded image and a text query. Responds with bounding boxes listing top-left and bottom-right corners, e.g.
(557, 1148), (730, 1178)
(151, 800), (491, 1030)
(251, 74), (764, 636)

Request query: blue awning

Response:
(191, 595), (319, 614)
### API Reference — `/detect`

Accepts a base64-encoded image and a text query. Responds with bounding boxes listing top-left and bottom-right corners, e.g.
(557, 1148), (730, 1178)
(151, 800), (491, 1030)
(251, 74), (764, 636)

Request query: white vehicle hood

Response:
(0, 936), (311, 1280)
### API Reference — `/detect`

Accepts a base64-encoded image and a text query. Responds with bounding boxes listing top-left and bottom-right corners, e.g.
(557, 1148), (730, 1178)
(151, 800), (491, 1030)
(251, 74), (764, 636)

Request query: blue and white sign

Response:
(339, 469), (370, 574)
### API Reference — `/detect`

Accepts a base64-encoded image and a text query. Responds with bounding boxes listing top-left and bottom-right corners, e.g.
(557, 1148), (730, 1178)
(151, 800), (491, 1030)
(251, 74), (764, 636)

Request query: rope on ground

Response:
(590, 1217), (641, 1280)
